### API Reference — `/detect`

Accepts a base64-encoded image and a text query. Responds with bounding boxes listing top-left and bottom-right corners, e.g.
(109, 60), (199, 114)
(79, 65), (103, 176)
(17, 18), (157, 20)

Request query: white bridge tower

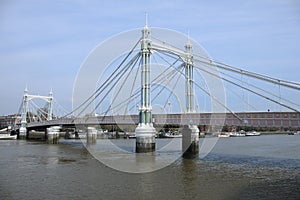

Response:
(19, 87), (53, 139)
(135, 20), (156, 152)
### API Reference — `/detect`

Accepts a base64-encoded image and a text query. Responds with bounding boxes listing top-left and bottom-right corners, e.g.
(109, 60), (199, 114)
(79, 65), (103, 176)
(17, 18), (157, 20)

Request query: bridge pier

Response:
(182, 125), (199, 158)
(19, 127), (27, 139)
(135, 124), (156, 153)
(87, 127), (97, 144)
(46, 126), (60, 144)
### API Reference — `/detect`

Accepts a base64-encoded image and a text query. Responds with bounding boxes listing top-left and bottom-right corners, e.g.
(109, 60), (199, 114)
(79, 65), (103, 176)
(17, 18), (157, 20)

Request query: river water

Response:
(0, 135), (299, 200)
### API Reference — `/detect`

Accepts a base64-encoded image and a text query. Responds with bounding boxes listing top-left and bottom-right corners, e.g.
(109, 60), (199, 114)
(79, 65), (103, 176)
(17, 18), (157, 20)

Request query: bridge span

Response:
(27, 111), (300, 129)
(16, 24), (300, 154)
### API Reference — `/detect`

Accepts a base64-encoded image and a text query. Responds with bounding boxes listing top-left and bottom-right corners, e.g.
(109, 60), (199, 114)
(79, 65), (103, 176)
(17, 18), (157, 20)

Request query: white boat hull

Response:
(218, 133), (230, 138)
(245, 131), (261, 136)
(0, 134), (17, 140)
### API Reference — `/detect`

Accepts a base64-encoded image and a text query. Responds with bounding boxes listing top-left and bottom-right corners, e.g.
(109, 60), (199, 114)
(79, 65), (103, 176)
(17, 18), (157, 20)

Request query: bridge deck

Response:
(26, 112), (300, 129)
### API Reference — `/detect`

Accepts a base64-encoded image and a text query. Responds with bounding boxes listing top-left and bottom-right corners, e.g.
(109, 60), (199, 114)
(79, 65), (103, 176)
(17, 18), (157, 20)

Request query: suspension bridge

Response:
(12, 22), (300, 155)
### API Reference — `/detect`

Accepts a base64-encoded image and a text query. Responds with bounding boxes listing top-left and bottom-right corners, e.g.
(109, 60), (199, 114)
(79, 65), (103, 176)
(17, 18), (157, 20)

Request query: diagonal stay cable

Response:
(64, 38), (142, 117)
(163, 67), (185, 110)
(99, 53), (141, 119)
(151, 51), (187, 110)
(91, 53), (141, 116)
(100, 50), (185, 116)
(100, 61), (185, 116)
(217, 68), (300, 108)
(223, 81), (258, 111)
(194, 64), (300, 113)
(194, 57), (300, 109)
(110, 64), (184, 115)
(76, 52), (141, 117)
(81, 53), (141, 121)
(153, 35), (300, 88)
(123, 58), (142, 116)
(193, 56), (300, 90)
(191, 51), (300, 87)
(53, 98), (70, 117)
(169, 63), (244, 121)
(151, 50), (182, 102)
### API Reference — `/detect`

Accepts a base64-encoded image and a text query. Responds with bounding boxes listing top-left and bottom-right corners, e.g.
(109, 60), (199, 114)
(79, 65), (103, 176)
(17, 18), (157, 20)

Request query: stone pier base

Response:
(47, 126), (60, 144)
(135, 124), (156, 153)
(87, 127), (97, 144)
(182, 125), (199, 159)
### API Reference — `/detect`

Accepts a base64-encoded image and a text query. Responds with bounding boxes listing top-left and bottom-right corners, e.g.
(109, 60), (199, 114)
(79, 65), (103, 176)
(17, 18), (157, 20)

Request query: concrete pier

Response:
(182, 125), (199, 158)
(47, 126), (60, 144)
(87, 127), (97, 144)
(19, 127), (27, 139)
(135, 124), (156, 153)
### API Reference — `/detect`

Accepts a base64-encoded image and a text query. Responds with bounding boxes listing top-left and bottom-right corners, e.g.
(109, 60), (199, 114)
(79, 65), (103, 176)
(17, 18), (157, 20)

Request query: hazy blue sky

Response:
(0, 0), (300, 115)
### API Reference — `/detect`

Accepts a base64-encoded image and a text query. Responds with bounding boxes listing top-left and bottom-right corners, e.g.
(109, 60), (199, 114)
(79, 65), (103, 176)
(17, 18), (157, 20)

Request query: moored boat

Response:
(159, 131), (182, 138)
(218, 133), (230, 138)
(245, 131), (261, 136)
(288, 131), (300, 135)
(229, 132), (246, 137)
(0, 134), (17, 140)
(293, 131), (300, 135)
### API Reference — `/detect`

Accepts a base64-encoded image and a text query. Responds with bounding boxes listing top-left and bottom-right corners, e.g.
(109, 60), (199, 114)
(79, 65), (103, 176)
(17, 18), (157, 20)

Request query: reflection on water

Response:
(0, 135), (299, 199)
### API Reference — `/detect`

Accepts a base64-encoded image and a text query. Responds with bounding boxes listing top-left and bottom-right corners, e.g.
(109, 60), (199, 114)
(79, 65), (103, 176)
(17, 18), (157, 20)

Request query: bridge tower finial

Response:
(49, 88), (53, 96)
(145, 12), (148, 28)
(24, 85), (28, 95)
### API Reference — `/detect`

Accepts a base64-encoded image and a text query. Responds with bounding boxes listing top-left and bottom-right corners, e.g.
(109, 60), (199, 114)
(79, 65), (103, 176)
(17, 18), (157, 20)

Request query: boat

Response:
(64, 131), (79, 139)
(218, 133), (230, 138)
(288, 131), (300, 135)
(294, 131), (300, 135)
(159, 131), (182, 138)
(125, 132), (136, 139)
(0, 134), (17, 140)
(245, 131), (261, 136)
(128, 135), (136, 139)
(228, 132), (246, 137)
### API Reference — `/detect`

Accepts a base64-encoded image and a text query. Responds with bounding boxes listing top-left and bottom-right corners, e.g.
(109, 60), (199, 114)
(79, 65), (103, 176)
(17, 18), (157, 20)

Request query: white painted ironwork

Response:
(20, 87), (53, 135)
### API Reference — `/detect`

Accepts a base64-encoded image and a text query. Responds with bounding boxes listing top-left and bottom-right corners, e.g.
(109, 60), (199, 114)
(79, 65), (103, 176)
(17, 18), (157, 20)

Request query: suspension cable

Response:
(215, 67), (300, 108)
(99, 53), (141, 118)
(76, 52), (141, 117)
(168, 62), (243, 121)
(193, 56), (300, 90)
(64, 38), (142, 117)
(123, 58), (142, 116)
(195, 64), (300, 113)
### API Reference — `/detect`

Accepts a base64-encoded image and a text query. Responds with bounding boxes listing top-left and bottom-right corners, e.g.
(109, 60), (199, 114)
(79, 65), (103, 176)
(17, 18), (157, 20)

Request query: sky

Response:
(0, 0), (300, 115)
